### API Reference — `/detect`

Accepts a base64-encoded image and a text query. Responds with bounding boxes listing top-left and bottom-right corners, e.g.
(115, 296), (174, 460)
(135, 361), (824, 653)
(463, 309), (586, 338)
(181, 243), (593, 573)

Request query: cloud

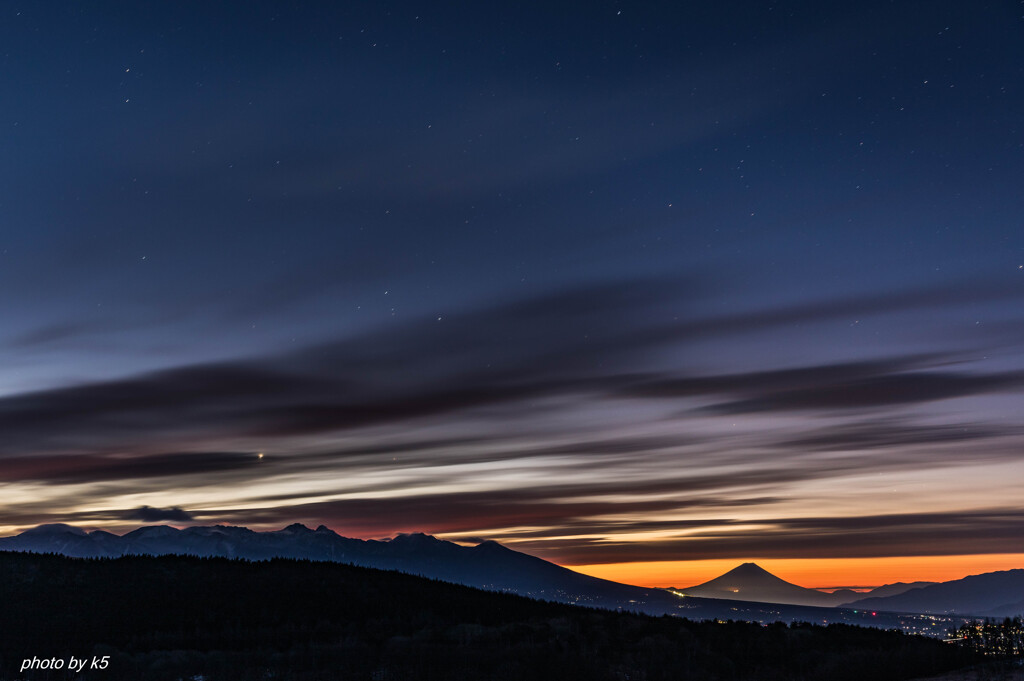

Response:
(516, 509), (1024, 564)
(5, 321), (111, 349)
(3, 274), (1023, 568)
(201, 485), (766, 538)
(776, 418), (1018, 452)
(4, 276), (1019, 461)
(0, 451), (264, 485)
(123, 506), (194, 522)
(702, 371), (1024, 414)
(666, 279), (1022, 342)
(621, 357), (1024, 414)
(0, 503), (201, 528)
(167, 490), (1024, 566)
(194, 447), (995, 540)
(0, 279), (681, 458)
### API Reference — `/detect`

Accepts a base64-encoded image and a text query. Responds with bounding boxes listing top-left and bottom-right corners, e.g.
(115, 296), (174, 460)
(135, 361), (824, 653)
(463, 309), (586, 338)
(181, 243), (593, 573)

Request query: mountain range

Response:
(2, 523), (1019, 622)
(846, 569), (1024, 616)
(0, 522), (679, 613)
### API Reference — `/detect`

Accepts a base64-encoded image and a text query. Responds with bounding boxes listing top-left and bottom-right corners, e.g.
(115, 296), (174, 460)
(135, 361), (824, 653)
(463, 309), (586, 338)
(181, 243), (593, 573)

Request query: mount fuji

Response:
(678, 562), (933, 608)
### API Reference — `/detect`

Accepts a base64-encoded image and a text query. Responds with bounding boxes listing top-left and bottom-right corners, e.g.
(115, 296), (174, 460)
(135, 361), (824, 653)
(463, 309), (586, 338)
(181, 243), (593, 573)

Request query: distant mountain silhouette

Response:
(0, 523), (681, 613)
(982, 597), (1024, 617)
(0, 551), (973, 681)
(847, 581), (935, 601)
(681, 564), (937, 608)
(0, 524), (986, 631)
(681, 562), (840, 607)
(843, 569), (1024, 616)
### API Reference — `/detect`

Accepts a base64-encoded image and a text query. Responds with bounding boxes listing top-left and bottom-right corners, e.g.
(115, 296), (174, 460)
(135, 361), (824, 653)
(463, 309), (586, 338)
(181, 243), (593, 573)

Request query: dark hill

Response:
(845, 569), (1024, 615)
(0, 551), (971, 681)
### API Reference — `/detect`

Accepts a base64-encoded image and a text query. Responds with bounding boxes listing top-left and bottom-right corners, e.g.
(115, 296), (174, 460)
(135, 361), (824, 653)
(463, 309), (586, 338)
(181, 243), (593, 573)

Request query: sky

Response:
(2, 1), (1023, 588)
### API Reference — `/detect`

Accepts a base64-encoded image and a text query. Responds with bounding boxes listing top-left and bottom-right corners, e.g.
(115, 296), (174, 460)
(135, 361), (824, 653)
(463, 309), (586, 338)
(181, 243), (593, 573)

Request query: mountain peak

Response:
(280, 523), (313, 534)
(713, 563), (786, 584)
(124, 525), (181, 538)
(682, 563), (836, 607)
(390, 532), (440, 545)
(731, 562), (770, 574)
(182, 524), (252, 537)
(22, 523), (88, 537)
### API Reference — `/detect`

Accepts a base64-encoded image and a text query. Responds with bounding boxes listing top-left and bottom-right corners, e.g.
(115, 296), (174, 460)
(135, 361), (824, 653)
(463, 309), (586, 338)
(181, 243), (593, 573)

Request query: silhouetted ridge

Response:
(280, 522), (314, 534)
(2, 523), (1008, 627)
(0, 551), (973, 681)
(845, 569), (1024, 615)
(389, 531), (441, 544)
(124, 525), (180, 538)
(0, 522), (677, 614)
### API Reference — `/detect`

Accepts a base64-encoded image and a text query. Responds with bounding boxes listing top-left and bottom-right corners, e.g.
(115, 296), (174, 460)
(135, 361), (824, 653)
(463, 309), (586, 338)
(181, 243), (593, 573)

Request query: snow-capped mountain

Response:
(0, 522), (673, 612)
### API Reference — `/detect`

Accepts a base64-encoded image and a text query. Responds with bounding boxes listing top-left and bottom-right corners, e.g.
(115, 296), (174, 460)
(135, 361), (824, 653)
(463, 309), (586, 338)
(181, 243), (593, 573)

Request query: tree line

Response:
(0, 551), (975, 681)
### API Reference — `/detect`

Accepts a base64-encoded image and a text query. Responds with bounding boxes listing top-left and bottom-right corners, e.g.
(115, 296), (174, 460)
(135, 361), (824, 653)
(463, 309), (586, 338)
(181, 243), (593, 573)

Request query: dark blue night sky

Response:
(2, 1), (1023, 586)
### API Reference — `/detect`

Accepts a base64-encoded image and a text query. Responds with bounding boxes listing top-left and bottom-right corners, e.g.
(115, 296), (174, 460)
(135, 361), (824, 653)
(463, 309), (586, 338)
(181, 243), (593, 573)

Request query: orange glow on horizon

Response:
(566, 553), (1024, 590)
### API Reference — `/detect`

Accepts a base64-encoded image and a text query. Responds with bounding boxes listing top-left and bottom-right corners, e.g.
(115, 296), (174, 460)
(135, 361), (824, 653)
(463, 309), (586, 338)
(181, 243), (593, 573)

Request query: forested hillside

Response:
(0, 552), (971, 681)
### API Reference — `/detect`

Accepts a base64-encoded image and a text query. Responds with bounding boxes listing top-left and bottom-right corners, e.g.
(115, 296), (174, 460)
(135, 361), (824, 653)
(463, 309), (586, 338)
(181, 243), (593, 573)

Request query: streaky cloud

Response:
(123, 505), (194, 522)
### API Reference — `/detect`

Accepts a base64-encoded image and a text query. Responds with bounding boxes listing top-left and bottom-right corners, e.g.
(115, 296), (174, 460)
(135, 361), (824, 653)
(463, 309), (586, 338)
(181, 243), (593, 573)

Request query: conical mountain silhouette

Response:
(682, 563), (843, 607)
